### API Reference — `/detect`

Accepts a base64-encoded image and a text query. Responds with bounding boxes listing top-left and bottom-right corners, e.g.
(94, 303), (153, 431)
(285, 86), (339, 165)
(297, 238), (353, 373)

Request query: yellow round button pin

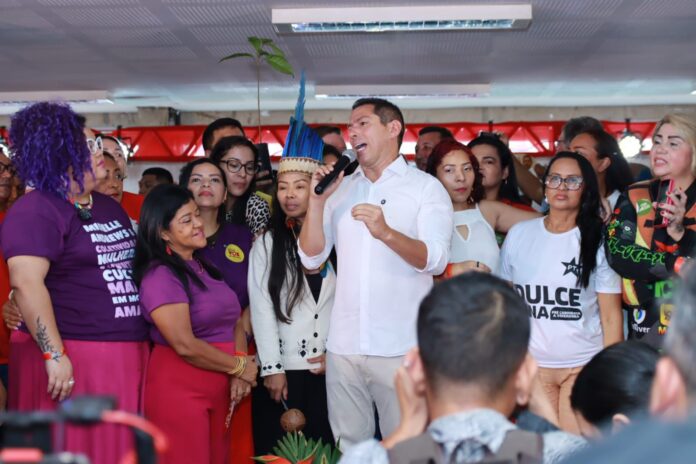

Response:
(225, 244), (244, 263)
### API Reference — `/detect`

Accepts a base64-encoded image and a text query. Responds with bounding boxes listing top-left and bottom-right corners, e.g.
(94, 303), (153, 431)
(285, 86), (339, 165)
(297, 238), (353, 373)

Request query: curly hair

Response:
(10, 102), (91, 198)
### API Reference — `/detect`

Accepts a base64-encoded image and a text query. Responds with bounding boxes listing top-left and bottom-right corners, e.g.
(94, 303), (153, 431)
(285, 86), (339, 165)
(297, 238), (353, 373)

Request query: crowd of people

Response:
(0, 89), (695, 464)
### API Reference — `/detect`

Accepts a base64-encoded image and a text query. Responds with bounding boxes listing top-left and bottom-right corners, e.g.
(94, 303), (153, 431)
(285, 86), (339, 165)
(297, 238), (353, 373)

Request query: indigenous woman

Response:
(210, 136), (271, 236)
(249, 82), (335, 453)
(500, 151), (623, 434)
(606, 114), (696, 347)
(134, 184), (258, 464)
(426, 140), (538, 275)
(1, 102), (149, 463)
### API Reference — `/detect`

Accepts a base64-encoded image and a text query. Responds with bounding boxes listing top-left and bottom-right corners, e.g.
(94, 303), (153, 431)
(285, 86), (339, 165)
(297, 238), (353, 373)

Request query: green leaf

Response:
(218, 52), (254, 62)
(249, 36), (266, 54)
(268, 42), (287, 58)
(264, 54), (294, 76)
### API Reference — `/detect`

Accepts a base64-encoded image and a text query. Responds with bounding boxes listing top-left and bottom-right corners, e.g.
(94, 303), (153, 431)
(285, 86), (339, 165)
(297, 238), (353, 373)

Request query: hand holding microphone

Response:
(314, 149), (356, 195)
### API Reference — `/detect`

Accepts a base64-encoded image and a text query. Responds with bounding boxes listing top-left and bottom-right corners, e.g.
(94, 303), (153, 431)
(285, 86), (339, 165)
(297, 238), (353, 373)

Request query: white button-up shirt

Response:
(298, 156), (453, 357)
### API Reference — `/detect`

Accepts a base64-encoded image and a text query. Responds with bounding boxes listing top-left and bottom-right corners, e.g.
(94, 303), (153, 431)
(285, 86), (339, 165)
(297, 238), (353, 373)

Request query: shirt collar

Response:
(353, 155), (409, 181)
(427, 408), (516, 453)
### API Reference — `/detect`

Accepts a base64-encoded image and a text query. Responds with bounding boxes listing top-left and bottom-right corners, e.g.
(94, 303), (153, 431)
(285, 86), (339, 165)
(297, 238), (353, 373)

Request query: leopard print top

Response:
(225, 192), (270, 235)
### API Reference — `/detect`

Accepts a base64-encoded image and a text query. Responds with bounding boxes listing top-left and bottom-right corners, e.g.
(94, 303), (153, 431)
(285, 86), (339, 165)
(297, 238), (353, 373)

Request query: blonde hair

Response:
(653, 114), (696, 175)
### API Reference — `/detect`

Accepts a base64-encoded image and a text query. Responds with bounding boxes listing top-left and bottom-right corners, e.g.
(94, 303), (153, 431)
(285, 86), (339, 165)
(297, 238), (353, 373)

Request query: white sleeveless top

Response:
(450, 205), (500, 273)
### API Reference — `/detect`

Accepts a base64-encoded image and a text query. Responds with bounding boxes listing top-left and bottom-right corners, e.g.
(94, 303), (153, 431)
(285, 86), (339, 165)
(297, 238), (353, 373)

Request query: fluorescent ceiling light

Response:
(314, 84), (490, 99)
(273, 4), (532, 33)
(0, 90), (113, 106)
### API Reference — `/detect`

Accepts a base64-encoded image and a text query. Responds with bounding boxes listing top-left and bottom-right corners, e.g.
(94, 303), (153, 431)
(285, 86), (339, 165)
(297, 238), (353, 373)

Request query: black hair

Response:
(352, 98), (405, 147)
(264, 179), (308, 324)
(202, 117), (245, 151)
(209, 135), (259, 226)
(322, 144), (342, 161)
(133, 184), (222, 298)
(419, 126), (454, 140)
(314, 125), (342, 137)
(571, 341), (659, 426)
(468, 134), (522, 203)
(572, 129), (632, 195)
(543, 151), (603, 288)
(142, 167), (174, 184)
(418, 273), (530, 395)
(562, 116), (603, 146)
(179, 158), (228, 225)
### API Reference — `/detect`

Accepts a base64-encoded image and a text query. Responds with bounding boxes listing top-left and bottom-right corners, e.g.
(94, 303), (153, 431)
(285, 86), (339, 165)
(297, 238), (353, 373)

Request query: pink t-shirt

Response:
(139, 261), (241, 345)
(1, 190), (147, 341)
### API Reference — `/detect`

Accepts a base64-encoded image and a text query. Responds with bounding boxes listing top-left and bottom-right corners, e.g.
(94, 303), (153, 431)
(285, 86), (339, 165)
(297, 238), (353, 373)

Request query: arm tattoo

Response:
(35, 316), (58, 360)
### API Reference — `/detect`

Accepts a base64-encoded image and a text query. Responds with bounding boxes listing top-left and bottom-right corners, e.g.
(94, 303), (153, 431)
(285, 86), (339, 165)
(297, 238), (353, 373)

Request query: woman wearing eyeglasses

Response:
(210, 136), (271, 237)
(499, 151), (623, 434)
(0, 102), (148, 464)
(606, 114), (696, 347)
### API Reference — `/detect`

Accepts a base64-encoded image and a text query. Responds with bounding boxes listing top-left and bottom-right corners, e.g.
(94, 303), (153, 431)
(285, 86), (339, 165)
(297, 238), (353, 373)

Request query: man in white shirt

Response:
(298, 98), (453, 448)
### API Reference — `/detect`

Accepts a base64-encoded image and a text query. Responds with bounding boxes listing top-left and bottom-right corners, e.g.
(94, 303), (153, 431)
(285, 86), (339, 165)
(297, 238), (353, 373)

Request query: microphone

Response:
(314, 149), (356, 195)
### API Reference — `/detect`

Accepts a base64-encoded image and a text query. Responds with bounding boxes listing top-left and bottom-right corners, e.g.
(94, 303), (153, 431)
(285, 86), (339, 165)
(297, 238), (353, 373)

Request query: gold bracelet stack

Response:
(227, 356), (247, 377)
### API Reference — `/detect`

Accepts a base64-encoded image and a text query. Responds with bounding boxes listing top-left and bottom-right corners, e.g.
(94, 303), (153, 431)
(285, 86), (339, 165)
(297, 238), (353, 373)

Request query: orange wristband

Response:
(675, 257), (690, 276)
(43, 346), (65, 361)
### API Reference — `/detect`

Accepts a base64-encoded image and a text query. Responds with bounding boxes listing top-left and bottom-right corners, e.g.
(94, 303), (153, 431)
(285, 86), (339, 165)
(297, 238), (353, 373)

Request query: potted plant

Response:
(253, 432), (341, 464)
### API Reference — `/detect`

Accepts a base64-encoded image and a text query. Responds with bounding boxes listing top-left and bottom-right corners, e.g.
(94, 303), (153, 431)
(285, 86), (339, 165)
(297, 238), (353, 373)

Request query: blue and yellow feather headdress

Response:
(279, 72), (324, 175)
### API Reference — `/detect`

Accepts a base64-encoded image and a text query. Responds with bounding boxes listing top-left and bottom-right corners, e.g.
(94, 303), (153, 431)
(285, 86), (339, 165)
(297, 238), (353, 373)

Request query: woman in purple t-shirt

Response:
(179, 158), (255, 407)
(133, 184), (258, 464)
(0, 102), (149, 464)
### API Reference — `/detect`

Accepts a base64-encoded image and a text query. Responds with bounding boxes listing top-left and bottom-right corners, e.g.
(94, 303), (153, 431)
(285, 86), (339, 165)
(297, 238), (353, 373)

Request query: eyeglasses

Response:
(86, 136), (103, 156)
(219, 159), (257, 175)
(545, 174), (584, 191)
(0, 163), (15, 176)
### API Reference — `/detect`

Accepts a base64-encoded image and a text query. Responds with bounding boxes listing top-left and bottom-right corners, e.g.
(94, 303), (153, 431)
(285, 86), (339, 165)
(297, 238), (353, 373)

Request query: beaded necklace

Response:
(71, 194), (93, 221)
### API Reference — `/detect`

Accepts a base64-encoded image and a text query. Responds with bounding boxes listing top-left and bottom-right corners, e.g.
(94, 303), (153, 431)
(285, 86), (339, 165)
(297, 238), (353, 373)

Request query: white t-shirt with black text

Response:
(498, 218), (621, 368)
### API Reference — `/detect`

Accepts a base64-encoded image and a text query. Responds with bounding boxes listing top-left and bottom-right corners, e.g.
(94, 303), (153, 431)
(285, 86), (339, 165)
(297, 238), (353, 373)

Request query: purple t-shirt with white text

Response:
(1, 190), (147, 341)
(139, 261), (241, 345)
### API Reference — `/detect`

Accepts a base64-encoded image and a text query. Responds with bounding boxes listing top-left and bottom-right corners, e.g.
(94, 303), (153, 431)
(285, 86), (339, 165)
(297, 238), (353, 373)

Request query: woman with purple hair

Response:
(0, 102), (149, 463)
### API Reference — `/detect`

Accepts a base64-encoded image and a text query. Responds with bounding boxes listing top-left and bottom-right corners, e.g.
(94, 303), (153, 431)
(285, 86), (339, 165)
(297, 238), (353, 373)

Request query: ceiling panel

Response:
(1, 0), (696, 112)
(89, 28), (183, 47)
(53, 6), (162, 27)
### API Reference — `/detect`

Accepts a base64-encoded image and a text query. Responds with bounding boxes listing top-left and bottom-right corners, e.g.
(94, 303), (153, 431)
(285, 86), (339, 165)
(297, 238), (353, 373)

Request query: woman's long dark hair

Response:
(468, 134), (522, 203)
(179, 158), (228, 226)
(264, 183), (306, 324)
(209, 136), (259, 225)
(133, 184), (222, 297)
(571, 341), (659, 427)
(543, 151), (603, 288)
(573, 129), (633, 194)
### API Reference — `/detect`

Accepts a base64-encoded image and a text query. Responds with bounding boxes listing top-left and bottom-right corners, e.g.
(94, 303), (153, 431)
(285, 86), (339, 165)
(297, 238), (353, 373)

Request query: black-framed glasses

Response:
(545, 174), (583, 191)
(86, 136), (103, 156)
(219, 159), (258, 175)
(0, 163), (15, 176)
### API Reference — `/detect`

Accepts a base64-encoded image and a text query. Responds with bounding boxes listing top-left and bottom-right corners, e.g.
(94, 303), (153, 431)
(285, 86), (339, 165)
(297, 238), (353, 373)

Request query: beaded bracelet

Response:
(43, 346), (66, 362)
